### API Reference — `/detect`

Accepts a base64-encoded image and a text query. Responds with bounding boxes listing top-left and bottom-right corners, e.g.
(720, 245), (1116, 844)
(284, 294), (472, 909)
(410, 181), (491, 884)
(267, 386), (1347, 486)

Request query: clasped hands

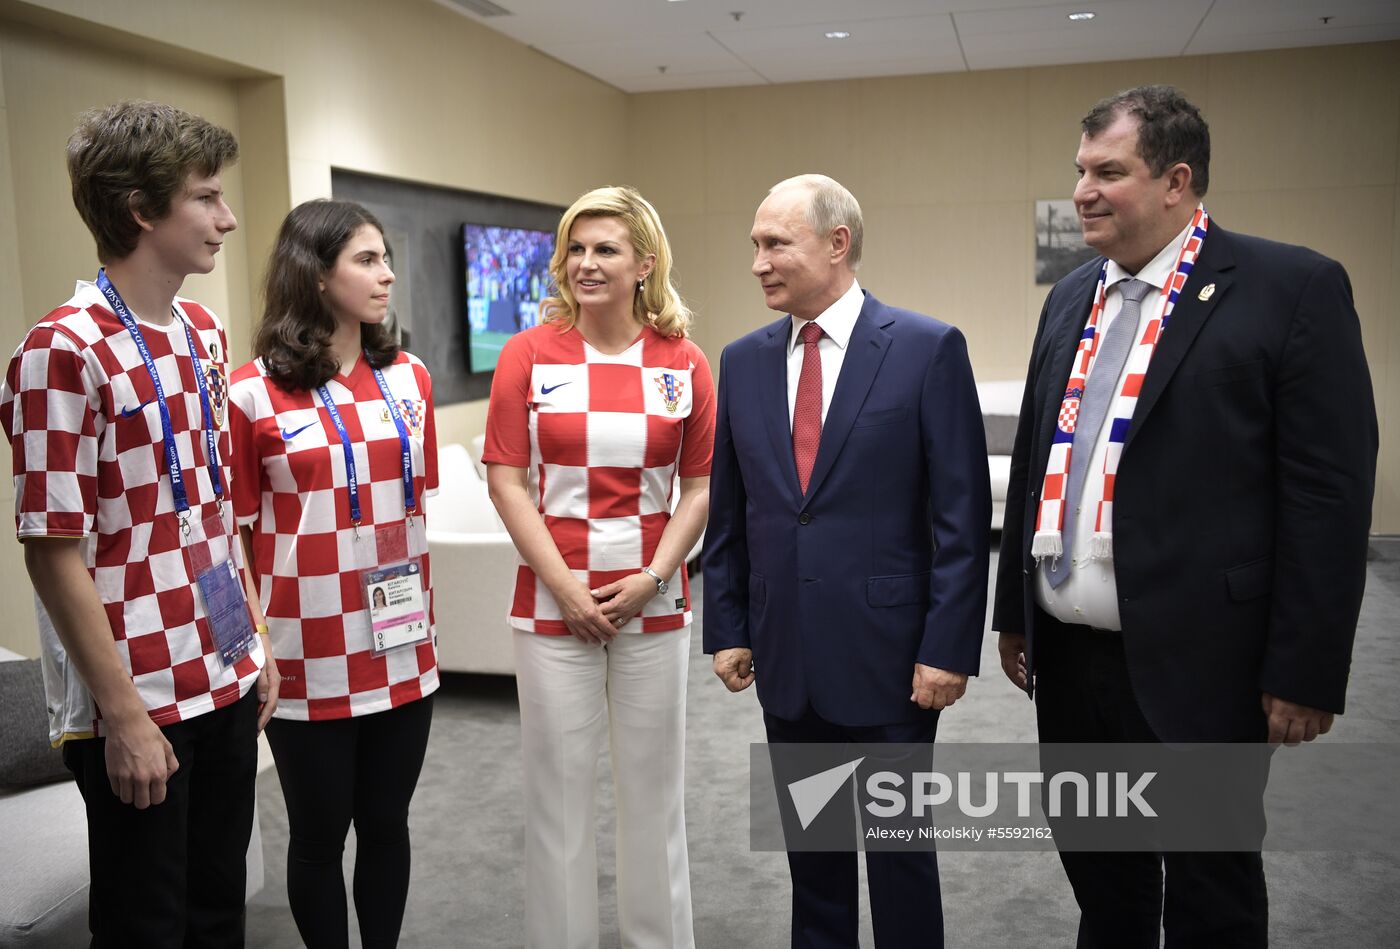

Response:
(557, 573), (658, 644)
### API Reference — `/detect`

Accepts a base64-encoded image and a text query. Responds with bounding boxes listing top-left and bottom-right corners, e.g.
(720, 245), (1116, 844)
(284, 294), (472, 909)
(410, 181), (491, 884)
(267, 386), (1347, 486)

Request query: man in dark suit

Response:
(704, 174), (990, 948)
(993, 86), (1377, 947)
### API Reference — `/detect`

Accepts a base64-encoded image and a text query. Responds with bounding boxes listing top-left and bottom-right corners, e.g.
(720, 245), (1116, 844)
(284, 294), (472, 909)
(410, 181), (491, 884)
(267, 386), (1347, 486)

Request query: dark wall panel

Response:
(331, 169), (564, 406)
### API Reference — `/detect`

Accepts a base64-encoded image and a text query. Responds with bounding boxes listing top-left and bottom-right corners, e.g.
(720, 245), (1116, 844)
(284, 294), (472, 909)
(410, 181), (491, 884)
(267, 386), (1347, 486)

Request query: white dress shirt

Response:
(787, 280), (863, 428)
(1034, 223), (1192, 631)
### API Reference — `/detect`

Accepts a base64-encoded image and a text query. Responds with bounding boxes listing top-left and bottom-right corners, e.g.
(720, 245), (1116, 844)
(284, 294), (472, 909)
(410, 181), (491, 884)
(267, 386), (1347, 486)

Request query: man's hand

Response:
(1262, 692), (1335, 746)
(998, 632), (1029, 693)
(911, 663), (967, 710)
(103, 711), (179, 809)
(713, 647), (755, 692)
(256, 651), (281, 731)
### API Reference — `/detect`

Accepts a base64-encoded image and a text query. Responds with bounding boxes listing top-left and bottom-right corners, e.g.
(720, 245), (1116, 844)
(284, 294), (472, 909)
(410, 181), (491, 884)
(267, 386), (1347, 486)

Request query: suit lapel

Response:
(1033, 264), (1101, 478)
(802, 294), (893, 503)
(1123, 225), (1237, 451)
(757, 317), (803, 505)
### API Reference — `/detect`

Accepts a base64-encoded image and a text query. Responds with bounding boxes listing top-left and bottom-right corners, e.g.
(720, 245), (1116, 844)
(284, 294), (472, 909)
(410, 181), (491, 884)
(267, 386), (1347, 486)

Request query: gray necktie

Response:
(1047, 278), (1153, 589)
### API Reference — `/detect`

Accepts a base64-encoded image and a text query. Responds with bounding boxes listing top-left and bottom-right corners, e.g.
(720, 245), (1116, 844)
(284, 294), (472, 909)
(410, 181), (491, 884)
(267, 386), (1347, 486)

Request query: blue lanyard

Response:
(96, 270), (222, 524)
(315, 355), (416, 529)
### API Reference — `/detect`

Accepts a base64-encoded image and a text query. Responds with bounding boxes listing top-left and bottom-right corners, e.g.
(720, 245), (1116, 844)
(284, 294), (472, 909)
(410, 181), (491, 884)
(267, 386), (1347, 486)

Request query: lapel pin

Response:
(1197, 283), (1216, 301)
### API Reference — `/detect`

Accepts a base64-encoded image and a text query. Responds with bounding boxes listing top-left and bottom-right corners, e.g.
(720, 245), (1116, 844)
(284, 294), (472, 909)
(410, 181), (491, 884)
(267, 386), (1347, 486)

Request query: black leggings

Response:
(264, 694), (434, 949)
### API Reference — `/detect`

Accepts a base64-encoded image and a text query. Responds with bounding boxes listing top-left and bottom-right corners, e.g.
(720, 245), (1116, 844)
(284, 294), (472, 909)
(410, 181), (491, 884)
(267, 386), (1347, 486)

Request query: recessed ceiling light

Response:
(1067, 11), (1096, 21)
(825, 30), (851, 39)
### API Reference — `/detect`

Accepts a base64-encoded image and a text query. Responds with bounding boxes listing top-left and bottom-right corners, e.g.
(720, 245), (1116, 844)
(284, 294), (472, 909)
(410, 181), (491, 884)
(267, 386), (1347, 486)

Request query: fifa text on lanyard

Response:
(97, 270), (222, 530)
(96, 270), (255, 666)
(317, 362), (429, 654)
(315, 358), (417, 534)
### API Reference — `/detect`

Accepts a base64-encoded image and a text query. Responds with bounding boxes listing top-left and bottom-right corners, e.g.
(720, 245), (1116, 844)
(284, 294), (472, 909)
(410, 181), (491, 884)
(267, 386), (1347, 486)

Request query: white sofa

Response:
(0, 643), (89, 948)
(426, 443), (519, 675)
(976, 380), (1025, 531)
(0, 646), (263, 948)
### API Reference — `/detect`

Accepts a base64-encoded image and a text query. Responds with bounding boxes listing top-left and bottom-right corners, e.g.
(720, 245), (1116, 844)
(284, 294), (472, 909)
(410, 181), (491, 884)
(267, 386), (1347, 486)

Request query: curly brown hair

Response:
(254, 200), (399, 392)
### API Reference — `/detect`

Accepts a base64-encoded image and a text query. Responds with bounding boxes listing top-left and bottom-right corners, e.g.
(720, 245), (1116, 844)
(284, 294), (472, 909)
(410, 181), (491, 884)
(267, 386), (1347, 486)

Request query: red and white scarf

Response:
(1032, 205), (1210, 565)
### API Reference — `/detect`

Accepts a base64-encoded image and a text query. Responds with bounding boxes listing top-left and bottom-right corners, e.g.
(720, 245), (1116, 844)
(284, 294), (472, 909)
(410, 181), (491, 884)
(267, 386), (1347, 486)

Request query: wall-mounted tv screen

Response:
(464, 223), (555, 374)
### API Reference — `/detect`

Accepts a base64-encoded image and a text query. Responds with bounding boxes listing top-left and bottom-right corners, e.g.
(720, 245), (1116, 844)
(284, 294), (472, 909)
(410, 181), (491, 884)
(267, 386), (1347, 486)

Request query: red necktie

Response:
(793, 321), (824, 494)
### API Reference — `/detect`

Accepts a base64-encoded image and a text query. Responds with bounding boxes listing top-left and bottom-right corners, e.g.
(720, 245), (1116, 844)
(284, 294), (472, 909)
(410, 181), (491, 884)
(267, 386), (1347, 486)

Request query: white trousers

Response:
(513, 627), (696, 949)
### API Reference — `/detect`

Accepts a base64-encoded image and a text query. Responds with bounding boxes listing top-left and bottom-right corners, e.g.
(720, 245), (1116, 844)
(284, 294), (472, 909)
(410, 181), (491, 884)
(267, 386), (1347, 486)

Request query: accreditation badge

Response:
(183, 506), (256, 667)
(364, 561), (428, 654)
(357, 521), (430, 655)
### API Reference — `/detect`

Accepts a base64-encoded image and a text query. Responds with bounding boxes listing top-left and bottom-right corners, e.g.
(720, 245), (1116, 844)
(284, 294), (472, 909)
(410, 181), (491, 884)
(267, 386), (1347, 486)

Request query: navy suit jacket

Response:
(992, 225), (1377, 742)
(703, 291), (991, 726)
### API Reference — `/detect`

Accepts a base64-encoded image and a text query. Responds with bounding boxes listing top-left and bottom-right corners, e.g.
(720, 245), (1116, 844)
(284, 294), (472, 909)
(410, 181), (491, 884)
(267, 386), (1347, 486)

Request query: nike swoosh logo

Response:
(281, 422), (317, 441)
(541, 382), (571, 395)
(119, 400), (153, 418)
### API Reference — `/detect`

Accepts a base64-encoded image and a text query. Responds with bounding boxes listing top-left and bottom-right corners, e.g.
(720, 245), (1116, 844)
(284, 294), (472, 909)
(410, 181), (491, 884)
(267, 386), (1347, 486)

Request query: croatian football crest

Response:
(383, 399), (427, 436)
(654, 372), (684, 414)
(205, 364), (228, 428)
(1057, 386), (1083, 433)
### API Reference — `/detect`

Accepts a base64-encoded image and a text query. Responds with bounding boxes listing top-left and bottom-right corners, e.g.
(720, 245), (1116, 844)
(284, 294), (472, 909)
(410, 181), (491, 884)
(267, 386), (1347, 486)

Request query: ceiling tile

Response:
(427, 0), (1400, 91)
(956, 0), (1212, 71)
(538, 32), (750, 80)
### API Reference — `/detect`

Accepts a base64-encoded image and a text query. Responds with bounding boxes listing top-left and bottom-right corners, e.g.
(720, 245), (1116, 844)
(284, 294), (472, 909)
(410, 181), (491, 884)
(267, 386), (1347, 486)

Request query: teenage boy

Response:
(1, 101), (278, 948)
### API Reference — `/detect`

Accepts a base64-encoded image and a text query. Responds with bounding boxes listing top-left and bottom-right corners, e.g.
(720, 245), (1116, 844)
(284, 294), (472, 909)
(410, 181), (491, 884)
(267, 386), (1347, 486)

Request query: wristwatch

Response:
(640, 566), (668, 595)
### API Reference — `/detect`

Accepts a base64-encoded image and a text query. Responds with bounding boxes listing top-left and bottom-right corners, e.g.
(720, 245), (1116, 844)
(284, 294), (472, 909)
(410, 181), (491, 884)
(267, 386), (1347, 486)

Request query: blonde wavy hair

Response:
(541, 186), (692, 338)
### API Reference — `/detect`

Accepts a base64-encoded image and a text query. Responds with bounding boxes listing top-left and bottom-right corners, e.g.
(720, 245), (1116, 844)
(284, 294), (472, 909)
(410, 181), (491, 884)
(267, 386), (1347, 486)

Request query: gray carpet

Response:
(245, 541), (1400, 947)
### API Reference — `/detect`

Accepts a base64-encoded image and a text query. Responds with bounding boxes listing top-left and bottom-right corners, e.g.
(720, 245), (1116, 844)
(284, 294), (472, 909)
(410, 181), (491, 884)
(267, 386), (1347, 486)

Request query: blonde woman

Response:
(483, 187), (714, 949)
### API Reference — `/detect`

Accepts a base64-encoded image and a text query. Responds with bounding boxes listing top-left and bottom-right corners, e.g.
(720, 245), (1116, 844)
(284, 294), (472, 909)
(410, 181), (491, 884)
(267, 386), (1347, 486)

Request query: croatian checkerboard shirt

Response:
(483, 323), (716, 634)
(229, 354), (440, 721)
(1, 282), (265, 741)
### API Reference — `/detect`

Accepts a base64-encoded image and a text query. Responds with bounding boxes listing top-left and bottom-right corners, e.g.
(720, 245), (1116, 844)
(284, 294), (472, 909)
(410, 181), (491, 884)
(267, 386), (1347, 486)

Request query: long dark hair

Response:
(255, 199), (399, 391)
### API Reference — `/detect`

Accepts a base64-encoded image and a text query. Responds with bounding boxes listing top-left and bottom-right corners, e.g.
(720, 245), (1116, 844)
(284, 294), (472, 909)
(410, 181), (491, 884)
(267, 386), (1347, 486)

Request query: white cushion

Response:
(0, 781), (89, 946)
(975, 379), (1026, 417)
(431, 444), (504, 535)
(468, 433), (488, 481)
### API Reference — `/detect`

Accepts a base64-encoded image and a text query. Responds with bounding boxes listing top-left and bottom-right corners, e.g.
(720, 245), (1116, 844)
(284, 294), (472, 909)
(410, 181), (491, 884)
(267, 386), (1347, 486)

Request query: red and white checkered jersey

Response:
(1, 281), (266, 743)
(229, 352), (440, 721)
(482, 323), (716, 634)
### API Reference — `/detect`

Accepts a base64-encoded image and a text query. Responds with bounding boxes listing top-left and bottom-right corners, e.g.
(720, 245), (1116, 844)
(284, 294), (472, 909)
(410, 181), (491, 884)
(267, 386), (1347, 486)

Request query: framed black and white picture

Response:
(1035, 199), (1097, 284)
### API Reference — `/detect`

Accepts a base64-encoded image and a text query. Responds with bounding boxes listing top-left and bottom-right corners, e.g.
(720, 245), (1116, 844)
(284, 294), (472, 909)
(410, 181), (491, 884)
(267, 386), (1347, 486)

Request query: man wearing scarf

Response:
(993, 85), (1377, 947)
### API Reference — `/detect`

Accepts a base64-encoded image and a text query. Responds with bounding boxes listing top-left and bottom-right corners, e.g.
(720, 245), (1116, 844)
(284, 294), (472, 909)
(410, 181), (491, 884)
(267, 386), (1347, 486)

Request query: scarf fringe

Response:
(1088, 532), (1114, 561)
(1031, 530), (1063, 562)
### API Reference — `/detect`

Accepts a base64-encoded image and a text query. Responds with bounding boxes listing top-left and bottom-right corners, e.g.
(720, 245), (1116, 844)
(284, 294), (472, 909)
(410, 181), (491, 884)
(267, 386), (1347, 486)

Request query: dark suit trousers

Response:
(63, 688), (259, 949)
(764, 707), (942, 949)
(1033, 613), (1267, 949)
